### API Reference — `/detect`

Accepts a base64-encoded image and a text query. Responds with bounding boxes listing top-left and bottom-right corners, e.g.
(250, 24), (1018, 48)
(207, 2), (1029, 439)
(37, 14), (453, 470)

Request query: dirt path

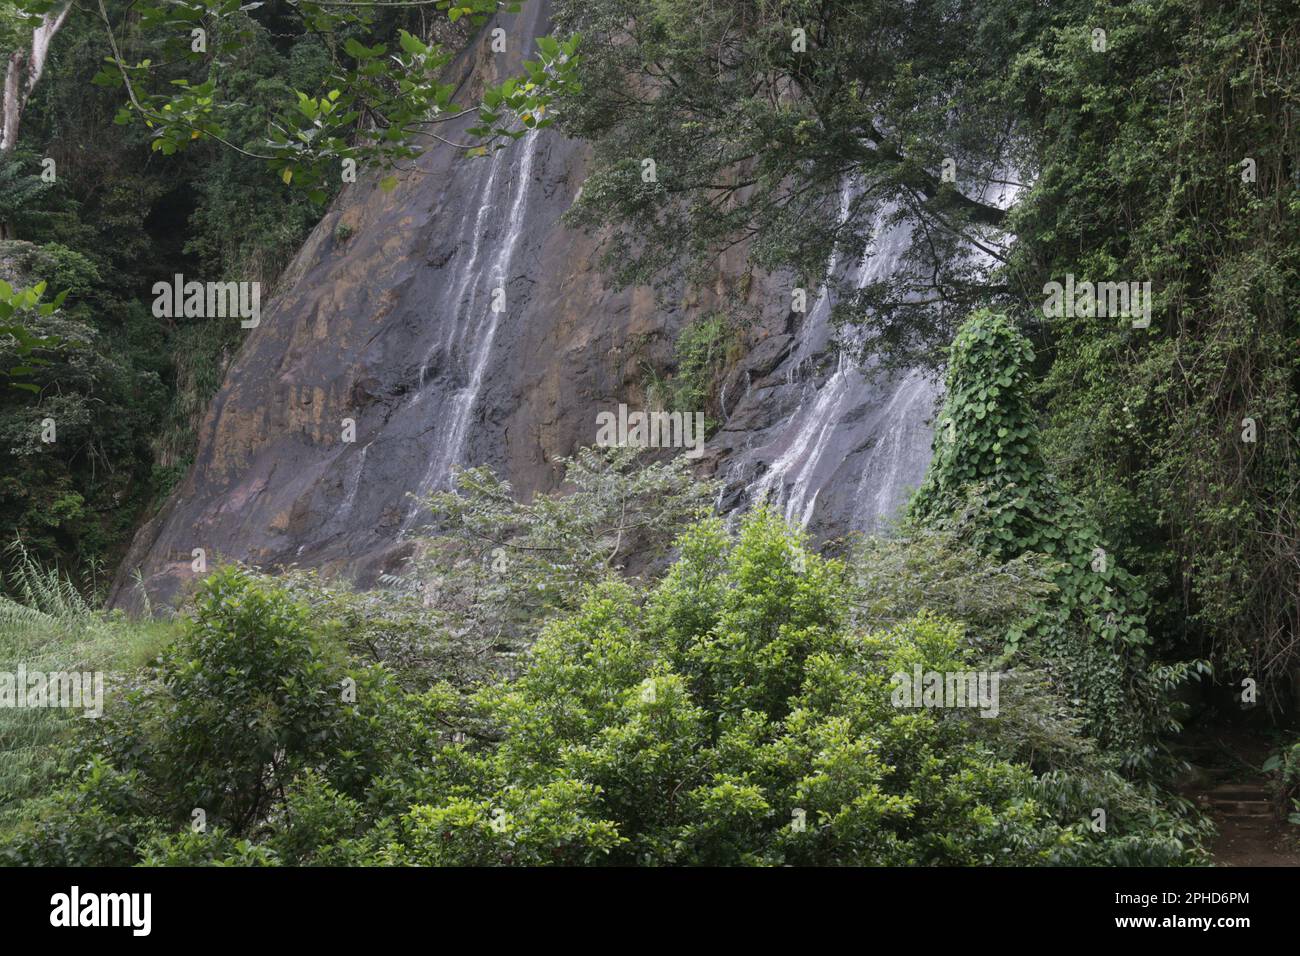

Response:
(1182, 728), (1300, 866)
(1200, 782), (1300, 866)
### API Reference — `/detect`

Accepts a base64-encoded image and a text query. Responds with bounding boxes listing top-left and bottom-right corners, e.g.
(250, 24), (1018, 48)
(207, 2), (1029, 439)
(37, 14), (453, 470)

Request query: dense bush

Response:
(1, 508), (1210, 866)
(0, 541), (171, 833)
(367, 446), (717, 684)
(1, 567), (401, 864)
(439, 513), (1071, 866)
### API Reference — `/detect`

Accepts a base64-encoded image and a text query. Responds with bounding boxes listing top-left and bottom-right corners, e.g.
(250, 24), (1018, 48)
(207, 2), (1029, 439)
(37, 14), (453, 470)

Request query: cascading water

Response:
(717, 164), (1020, 540)
(720, 192), (940, 538)
(850, 368), (935, 528)
(398, 130), (541, 529)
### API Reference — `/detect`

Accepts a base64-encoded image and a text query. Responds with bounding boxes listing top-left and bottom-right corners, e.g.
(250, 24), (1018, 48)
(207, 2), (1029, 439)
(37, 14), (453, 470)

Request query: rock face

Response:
(108, 2), (939, 611)
(708, 190), (939, 543)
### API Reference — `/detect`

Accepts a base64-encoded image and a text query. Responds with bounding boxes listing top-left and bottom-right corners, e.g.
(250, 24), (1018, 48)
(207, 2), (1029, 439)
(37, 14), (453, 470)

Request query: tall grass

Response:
(0, 541), (173, 829)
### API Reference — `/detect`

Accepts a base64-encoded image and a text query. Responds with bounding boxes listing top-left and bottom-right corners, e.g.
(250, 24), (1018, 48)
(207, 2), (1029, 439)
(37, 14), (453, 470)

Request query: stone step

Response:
(1212, 804), (1273, 819)
(1197, 785), (1275, 819)
(1206, 785), (1270, 801)
(1204, 799), (1273, 818)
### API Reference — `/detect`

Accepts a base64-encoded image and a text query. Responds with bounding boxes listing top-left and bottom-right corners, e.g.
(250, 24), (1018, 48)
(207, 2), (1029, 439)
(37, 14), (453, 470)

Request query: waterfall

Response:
(338, 441), (371, 517)
(722, 164), (1023, 538)
(399, 130), (541, 528)
(102, 1), (1004, 610)
(728, 192), (939, 537)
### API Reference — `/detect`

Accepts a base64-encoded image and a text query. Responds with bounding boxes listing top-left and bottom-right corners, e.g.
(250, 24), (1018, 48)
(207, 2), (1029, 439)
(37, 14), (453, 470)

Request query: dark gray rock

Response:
(109, 4), (938, 612)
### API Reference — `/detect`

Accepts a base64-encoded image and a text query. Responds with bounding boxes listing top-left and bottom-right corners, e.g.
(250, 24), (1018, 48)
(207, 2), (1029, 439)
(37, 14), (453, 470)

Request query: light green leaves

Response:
(93, 0), (580, 200)
(0, 279), (67, 391)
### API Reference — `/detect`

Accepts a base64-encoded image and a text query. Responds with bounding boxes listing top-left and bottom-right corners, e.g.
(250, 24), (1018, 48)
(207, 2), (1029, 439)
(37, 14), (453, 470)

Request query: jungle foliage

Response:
(0, 506), (1211, 866)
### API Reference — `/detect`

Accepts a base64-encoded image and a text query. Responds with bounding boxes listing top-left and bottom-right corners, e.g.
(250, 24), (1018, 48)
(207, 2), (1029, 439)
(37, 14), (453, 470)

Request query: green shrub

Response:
(0, 543), (172, 833)
(395, 510), (1081, 865)
(138, 828), (282, 867)
(2, 567), (401, 862)
(0, 758), (156, 867)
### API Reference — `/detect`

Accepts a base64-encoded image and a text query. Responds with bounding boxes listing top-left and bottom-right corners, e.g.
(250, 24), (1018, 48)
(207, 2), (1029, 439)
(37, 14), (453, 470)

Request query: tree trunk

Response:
(0, 4), (72, 239)
(1, 50), (24, 157)
(1, 5), (73, 155)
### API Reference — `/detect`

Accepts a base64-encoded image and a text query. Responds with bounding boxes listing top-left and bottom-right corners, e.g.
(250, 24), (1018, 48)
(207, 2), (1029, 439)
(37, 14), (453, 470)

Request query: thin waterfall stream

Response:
(723, 189), (940, 537)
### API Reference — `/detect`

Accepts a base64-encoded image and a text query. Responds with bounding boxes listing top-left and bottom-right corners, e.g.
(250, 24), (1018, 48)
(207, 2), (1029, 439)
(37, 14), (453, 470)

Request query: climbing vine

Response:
(911, 311), (1200, 759)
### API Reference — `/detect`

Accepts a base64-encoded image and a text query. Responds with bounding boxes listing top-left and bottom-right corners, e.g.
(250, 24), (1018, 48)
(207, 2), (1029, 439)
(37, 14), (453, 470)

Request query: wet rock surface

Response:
(109, 4), (938, 611)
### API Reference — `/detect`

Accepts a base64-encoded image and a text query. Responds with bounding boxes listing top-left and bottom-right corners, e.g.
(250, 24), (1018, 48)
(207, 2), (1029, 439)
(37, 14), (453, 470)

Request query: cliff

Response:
(108, 2), (936, 611)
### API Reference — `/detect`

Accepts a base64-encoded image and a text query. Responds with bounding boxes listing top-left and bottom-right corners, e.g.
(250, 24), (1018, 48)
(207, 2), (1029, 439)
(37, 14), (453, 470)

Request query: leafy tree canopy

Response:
(4, 0), (580, 198)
